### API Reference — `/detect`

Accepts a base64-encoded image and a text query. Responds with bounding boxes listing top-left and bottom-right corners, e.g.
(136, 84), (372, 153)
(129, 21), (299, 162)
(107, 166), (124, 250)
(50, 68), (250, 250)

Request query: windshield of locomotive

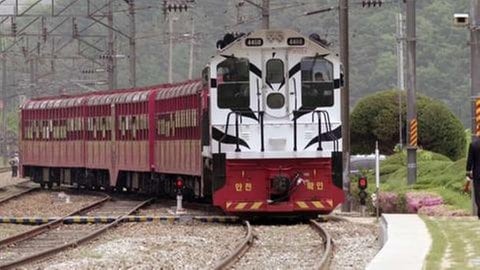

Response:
(216, 58), (250, 109)
(301, 57), (334, 108)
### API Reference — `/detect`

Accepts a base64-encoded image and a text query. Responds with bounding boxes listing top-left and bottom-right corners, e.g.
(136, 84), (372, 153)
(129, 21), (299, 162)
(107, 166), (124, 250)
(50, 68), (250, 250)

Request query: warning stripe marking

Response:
(296, 201), (309, 209)
(410, 119), (418, 147)
(250, 202), (263, 210)
(225, 200), (334, 211)
(476, 99), (480, 135)
(312, 201), (324, 209)
(235, 202), (247, 210)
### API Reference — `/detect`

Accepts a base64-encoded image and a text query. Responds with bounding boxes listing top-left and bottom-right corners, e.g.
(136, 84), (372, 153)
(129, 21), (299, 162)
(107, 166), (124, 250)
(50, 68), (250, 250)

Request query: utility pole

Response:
(261, 0), (269, 29)
(51, 38), (56, 81)
(406, 0), (417, 185)
(168, 15), (174, 83)
(396, 12), (405, 149)
(244, 0), (270, 29)
(339, 0), (351, 211)
(472, 0), (480, 136)
(471, 0), (480, 215)
(1, 54), (6, 162)
(107, 0), (116, 89)
(236, 1), (244, 24)
(128, 0), (136, 87)
(188, 17), (195, 80)
(30, 58), (36, 85)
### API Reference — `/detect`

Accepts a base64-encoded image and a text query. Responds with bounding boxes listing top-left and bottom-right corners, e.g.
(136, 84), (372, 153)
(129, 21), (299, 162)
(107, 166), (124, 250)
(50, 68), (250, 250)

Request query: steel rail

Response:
(0, 197), (153, 269)
(0, 185), (38, 204)
(0, 167), (11, 173)
(214, 220), (253, 270)
(319, 214), (351, 223)
(310, 219), (333, 270)
(0, 194), (110, 248)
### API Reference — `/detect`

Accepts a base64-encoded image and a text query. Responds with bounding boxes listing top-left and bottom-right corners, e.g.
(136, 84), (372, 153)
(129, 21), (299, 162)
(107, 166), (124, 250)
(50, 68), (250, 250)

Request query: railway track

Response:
(214, 220), (253, 270)
(215, 219), (333, 270)
(0, 196), (153, 269)
(0, 167), (11, 174)
(0, 182), (38, 204)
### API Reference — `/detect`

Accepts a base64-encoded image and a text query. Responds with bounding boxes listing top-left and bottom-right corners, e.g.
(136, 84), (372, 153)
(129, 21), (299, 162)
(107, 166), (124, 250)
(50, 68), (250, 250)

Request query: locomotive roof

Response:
(21, 80), (202, 110)
(216, 28), (333, 57)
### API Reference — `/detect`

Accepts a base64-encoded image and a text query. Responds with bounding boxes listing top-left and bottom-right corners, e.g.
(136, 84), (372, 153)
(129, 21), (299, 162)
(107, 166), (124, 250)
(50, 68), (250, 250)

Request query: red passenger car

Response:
(21, 81), (204, 194)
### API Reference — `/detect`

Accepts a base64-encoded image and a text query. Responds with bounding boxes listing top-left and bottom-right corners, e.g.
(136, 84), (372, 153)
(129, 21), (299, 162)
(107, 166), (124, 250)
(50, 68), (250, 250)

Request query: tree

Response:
(351, 90), (466, 160)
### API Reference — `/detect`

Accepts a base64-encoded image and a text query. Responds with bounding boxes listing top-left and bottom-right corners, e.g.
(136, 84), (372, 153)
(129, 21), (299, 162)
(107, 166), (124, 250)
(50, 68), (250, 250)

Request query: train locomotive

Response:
(19, 29), (344, 215)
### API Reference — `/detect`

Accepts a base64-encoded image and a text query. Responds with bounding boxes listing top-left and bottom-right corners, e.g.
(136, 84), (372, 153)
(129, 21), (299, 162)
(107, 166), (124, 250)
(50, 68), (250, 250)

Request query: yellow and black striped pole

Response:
(476, 99), (480, 136)
(409, 118), (418, 147)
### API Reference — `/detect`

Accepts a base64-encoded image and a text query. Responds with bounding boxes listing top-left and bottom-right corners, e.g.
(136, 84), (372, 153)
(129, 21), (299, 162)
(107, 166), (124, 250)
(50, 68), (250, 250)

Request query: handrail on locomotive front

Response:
(217, 110), (339, 154)
(311, 110), (339, 152)
(294, 109), (338, 152)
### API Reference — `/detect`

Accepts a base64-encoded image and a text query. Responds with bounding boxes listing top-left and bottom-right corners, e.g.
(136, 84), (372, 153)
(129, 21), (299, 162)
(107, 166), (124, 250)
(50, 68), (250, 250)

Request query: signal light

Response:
(358, 176), (368, 206)
(358, 176), (368, 190)
(176, 177), (184, 189)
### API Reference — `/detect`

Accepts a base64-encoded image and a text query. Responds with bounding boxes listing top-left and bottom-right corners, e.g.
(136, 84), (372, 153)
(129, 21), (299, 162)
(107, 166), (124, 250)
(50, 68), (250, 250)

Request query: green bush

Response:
(365, 150), (470, 211)
(351, 90), (466, 160)
(380, 164), (403, 176)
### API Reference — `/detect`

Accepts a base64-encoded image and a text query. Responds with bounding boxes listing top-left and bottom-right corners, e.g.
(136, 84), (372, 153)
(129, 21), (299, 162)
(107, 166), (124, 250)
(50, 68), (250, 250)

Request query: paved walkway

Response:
(367, 214), (432, 270)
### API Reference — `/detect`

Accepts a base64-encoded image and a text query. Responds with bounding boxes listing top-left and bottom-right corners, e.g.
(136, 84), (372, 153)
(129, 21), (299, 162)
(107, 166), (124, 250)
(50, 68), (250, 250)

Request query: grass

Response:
(422, 216), (480, 270)
(359, 149), (472, 213)
(359, 138), (480, 268)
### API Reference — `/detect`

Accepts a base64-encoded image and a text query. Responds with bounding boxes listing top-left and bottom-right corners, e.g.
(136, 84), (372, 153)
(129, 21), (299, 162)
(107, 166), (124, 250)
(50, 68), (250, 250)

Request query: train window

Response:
(159, 118), (164, 135)
(216, 58), (250, 109)
(35, 121), (39, 139)
(267, 93), (285, 109)
(121, 116), (126, 137)
(102, 118), (107, 139)
(61, 123), (66, 139)
(186, 110), (191, 127)
(132, 116), (137, 139)
(192, 110), (197, 126)
(143, 115), (148, 130)
(266, 59), (284, 84)
(301, 57), (334, 108)
(45, 121), (50, 140)
(93, 118), (97, 139)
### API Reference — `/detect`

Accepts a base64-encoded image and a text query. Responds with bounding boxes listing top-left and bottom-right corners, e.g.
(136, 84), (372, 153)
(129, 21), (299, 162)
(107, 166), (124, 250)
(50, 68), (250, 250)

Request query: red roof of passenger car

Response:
(21, 79), (202, 109)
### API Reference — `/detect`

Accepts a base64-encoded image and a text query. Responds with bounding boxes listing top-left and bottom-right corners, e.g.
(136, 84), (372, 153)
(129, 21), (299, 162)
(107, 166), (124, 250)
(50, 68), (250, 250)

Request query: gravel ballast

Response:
(139, 201), (223, 216)
(323, 220), (380, 270)
(233, 224), (324, 270)
(0, 191), (102, 217)
(29, 222), (244, 270)
(0, 224), (35, 239)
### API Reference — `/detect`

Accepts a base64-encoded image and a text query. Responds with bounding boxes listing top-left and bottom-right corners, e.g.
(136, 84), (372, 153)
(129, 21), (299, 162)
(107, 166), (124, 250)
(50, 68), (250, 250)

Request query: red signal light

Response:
(358, 177), (368, 190)
(176, 178), (184, 189)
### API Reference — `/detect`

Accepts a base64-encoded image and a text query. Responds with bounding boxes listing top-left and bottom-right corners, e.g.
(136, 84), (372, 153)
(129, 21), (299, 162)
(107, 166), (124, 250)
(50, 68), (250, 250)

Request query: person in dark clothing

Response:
(466, 136), (480, 218)
(9, 154), (18, 178)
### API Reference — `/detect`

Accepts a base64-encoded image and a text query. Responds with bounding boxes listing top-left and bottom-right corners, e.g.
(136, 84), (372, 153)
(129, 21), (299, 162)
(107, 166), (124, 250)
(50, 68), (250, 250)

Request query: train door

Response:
(262, 49), (288, 117)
